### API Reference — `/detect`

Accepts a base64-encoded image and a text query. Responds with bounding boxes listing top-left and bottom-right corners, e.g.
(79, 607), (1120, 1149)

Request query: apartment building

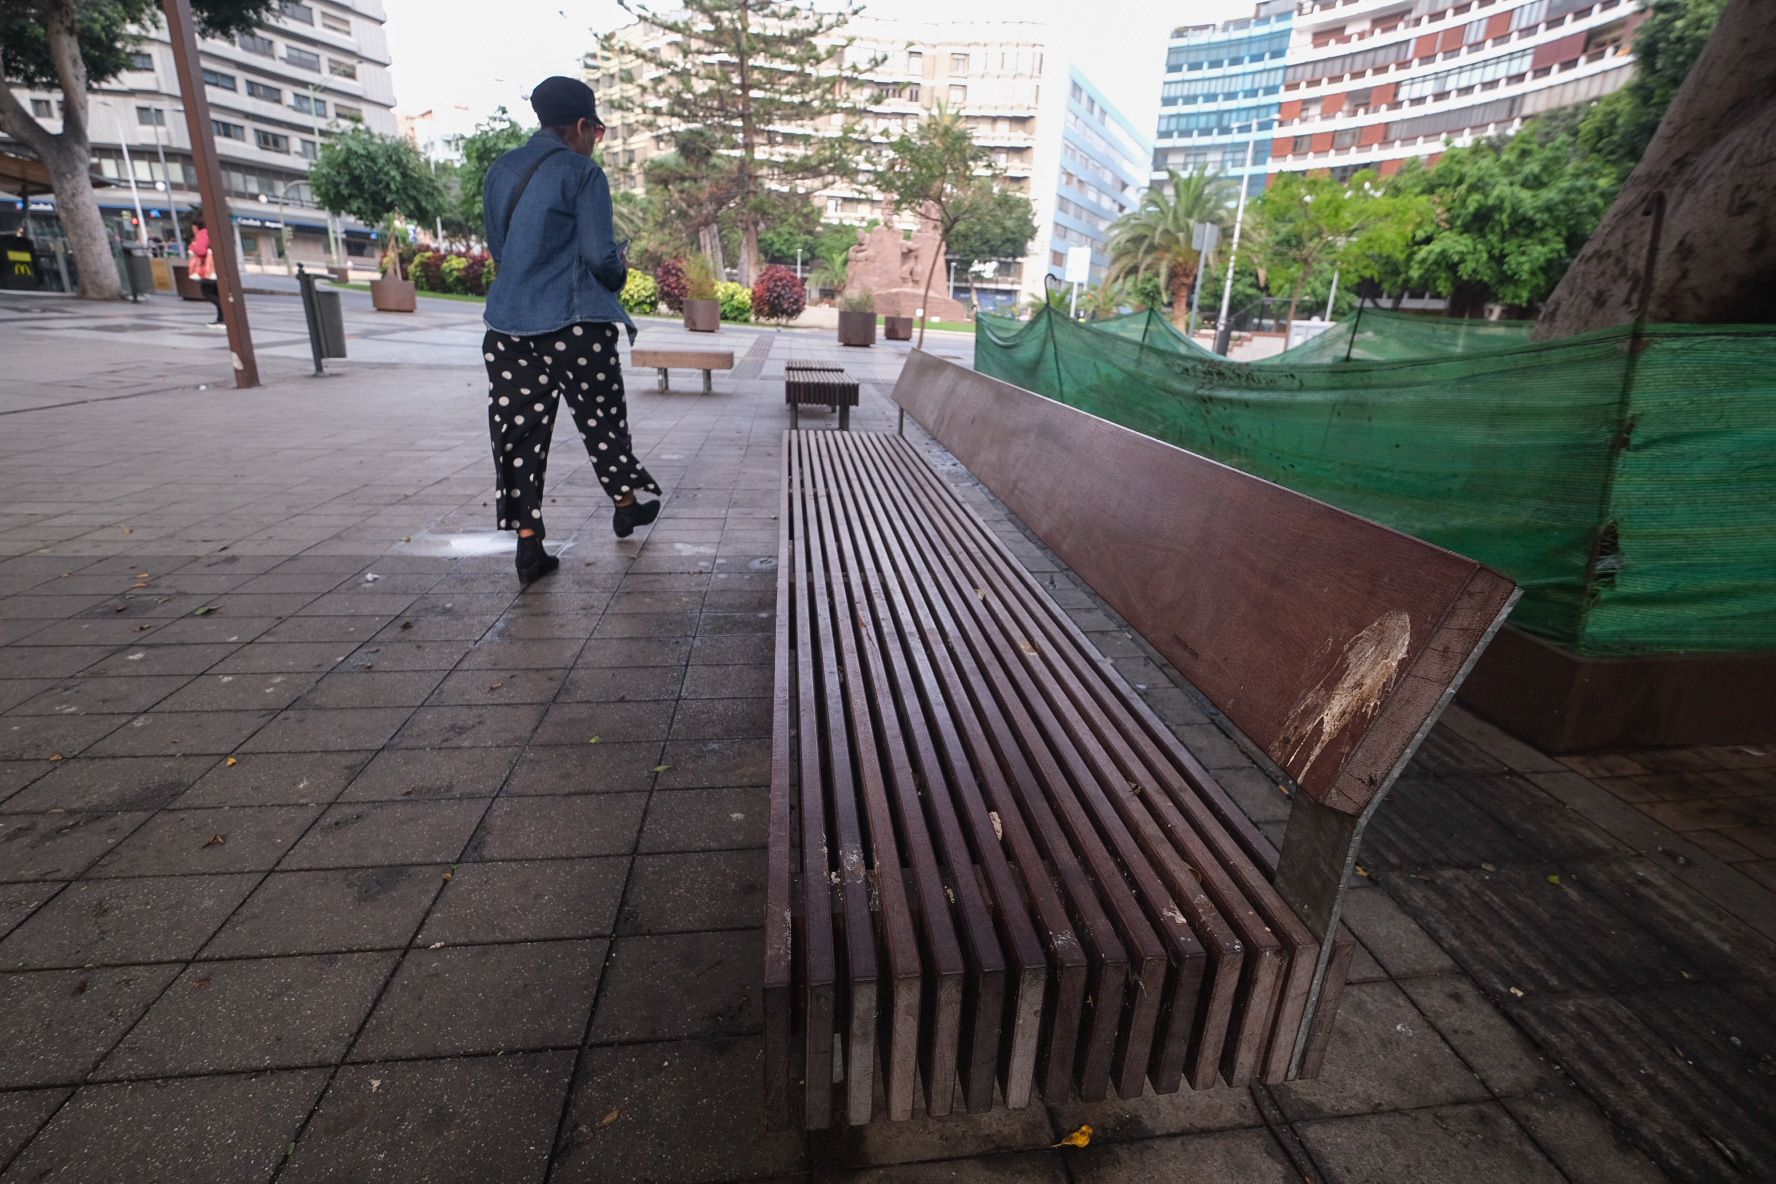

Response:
(1153, 1), (1296, 195)
(1271, 0), (1641, 178)
(592, 16), (1143, 307)
(3, 0), (397, 268)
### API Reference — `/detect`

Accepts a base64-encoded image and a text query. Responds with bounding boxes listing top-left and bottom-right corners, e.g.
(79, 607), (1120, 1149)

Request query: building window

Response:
(202, 67), (237, 90)
(214, 120), (246, 140)
(906, 49), (922, 72)
(30, 98), (51, 118)
(335, 104), (363, 123)
(321, 10), (351, 33)
(292, 94), (326, 117)
(256, 130), (290, 152)
(128, 51), (154, 70)
(136, 106), (166, 126)
(327, 59), (357, 80)
(280, 1), (315, 23)
(1051, 250), (1066, 267)
(950, 53), (969, 73)
(948, 84), (966, 106)
(238, 32), (275, 57)
(297, 138), (317, 160)
(285, 47), (321, 71)
(246, 79), (282, 102)
(906, 84), (920, 103)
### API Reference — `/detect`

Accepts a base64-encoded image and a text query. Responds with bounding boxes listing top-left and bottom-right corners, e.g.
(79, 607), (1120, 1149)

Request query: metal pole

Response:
(1214, 122), (1262, 356)
(162, 0), (259, 388)
(1324, 267), (1339, 321)
(150, 117), (183, 252)
(305, 81), (341, 266)
(113, 111), (150, 245)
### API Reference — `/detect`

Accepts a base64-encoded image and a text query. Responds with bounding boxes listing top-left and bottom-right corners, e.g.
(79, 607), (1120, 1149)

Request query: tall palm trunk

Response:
(1168, 257), (1197, 331)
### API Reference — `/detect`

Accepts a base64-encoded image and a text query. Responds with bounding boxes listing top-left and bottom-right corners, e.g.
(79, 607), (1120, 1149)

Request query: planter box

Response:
(683, 298), (720, 333)
(328, 265), (352, 284)
(883, 315), (913, 341)
(838, 309), (877, 347)
(172, 262), (204, 301)
(370, 275), (417, 312)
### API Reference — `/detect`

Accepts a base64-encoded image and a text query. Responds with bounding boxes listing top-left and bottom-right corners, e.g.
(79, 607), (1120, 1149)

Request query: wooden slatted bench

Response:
(784, 362), (860, 430)
(764, 352), (1520, 1129)
(631, 348), (735, 394)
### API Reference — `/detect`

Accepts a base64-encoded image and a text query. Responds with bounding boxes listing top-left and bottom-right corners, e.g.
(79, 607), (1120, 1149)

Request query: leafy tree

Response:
(308, 125), (443, 279)
(1105, 169), (1235, 329)
(1578, 0), (1727, 175)
(755, 195), (821, 264)
(807, 242), (849, 296)
(602, 0), (880, 284)
(944, 188), (1036, 274)
(0, 0), (275, 298)
(454, 108), (530, 240)
(1247, 169), (1417, 328)
(877, 104), (999, 346)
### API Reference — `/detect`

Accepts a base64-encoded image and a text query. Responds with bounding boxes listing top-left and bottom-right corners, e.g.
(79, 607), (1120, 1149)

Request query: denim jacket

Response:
(483, 130), (636, 341)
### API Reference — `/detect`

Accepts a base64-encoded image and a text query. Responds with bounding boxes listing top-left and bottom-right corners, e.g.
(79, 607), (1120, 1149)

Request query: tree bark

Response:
(1533, 0), (1776, 339)
(0, 1), (122, 300)
(1168, 258), (1196, 331)
(915, 226), (946, 348)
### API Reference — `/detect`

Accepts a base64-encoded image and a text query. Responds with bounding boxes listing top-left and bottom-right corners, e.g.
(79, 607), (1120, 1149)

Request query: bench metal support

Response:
(656, 368), (670, 392)
(703, 369), (713, 395)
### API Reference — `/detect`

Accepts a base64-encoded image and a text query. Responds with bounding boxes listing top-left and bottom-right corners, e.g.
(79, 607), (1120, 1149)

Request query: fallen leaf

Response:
(598, 1108), (621, 1129)
(47, 753), (65, 762)
(225, 756), (239, 767)
(120, 526), (133, 535)
(193, 606), (218, 616)
(363, 573), (382, 583)
(1481, 862), (1498, 872)
(988, 811), (1003, 841)
(1053, 1123), (1092, 1149)
(194, 976), (211, 990)
(1355, 865), (1372, 878)
(400, 620), (414, 630)
(401, 536), (411, 543)
(1017, 639), (1037, 657)
(1509, 986), (1525, 998)
(653, 764), (672, 773)
(1547, 874), (1563, 886)
(204, 834), (226, 847)
(135, 572), (150, 579)
(136, 624), (153, 631)
(113, 604), (128, 613)
(441, 869), (454, 882)
(487, 682), (504, 692)
(369, 1079), (382, 1093)
(587, 736), (601, 745)
(428, 942), (444, 950)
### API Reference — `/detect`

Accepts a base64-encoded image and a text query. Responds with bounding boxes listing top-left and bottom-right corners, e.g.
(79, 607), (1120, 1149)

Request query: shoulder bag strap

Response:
(500, 146), (570, 243)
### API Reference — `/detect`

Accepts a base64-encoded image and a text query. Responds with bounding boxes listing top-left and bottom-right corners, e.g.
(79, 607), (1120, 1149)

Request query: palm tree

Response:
(1106, 169), (1237, 330)
(808, 244), (851, 301)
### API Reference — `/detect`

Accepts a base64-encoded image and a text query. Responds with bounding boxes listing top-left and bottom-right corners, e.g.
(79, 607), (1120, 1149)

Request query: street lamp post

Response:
(148, 113), (183, 251)
(111, 110), (150, 245)
(1213, 119), (1271, 357)
(303, 80), (342, 266)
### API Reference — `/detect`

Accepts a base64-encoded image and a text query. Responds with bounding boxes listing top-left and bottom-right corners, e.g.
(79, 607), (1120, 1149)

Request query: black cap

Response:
(531, 76), (599, 128)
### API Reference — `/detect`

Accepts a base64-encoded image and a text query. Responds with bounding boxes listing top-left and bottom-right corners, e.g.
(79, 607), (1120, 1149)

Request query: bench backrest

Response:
(892, 350), (1519, 814)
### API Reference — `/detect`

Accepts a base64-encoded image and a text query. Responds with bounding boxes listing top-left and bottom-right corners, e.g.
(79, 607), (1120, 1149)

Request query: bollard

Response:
(297, 262), (326, 376)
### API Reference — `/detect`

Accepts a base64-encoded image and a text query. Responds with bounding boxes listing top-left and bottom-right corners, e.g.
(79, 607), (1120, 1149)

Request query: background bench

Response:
(631, 348), (734, 394)
(785, 362), (860, 429)
(765, 353), (1518, 1129)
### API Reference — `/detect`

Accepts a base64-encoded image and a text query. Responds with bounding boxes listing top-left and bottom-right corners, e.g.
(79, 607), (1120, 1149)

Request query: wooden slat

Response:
(631, 348), (734, 368)
(764, 436), (800, 1129)
(890, 350), (1518, 815)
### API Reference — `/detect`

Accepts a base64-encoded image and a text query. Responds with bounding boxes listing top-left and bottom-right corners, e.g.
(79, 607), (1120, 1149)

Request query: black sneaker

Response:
(515, 535), (559, 587)
(612, 498), (661, 539)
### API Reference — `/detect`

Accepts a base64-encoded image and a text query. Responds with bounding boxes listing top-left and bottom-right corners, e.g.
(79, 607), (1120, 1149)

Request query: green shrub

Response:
(716, 280), (752, 323)
(440, 254), (470, 294)
(620, 270), (660, 316)
(684, 254), (719, 301)
(840, 289), (876, 314)
(411, 251), (442, 291)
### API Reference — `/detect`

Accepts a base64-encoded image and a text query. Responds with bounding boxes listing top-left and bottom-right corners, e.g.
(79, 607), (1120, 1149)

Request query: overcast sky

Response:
(382, 0), (1256, 145)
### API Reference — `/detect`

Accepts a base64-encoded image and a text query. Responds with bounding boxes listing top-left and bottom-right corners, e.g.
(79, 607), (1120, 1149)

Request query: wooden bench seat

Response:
(631, 348), (734, 394)
(765, 353), (1519, 1130)
(785, 362), (860, 430)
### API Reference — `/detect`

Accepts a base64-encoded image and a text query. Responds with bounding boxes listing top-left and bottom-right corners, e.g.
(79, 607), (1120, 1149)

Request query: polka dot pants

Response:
(484, 322), (660, 539)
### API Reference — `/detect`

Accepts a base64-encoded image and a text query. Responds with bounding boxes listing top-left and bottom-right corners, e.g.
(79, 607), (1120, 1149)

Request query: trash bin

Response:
(122, 245), (154, 296)
(313, 287), (347, 358)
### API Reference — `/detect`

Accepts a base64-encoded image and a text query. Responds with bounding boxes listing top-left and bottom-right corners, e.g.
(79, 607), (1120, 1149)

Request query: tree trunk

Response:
(1285, 272), (1307, 335)
(1534, 0), (1776, 338)
(915, 230), (946, 348)
(1168, 259), (1196, 331)
(740, 218), (761, 288)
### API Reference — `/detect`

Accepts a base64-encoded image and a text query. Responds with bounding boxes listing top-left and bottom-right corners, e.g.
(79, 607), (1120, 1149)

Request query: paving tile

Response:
(237, 707), (413, 753)
(553, 1036), (805, 1183)
(1501, 1086), (1668, 1184)
(203, 866), (443, 959)
(257, 616), (389, 645)
(84, 709), (275, 757)
(457, 638), (585, 670)
(298, 670), (446, 710)
(427, 667), (567, 705)
(1269, 980), (1490, 1121)
(1050, 1079), (1262, 1143)
(0, 1070), (326, 1184)
(1340, 886), (1458, 979)
(669, 696), (772, 740)
(591, 611), (699, 639)
(689, 633), (773, 665)
(88, 805), (322, 878)
(505, 742), (664, 795)
(534, 700), (675, 746)
(9, 675), (190, 716)
(417, 857), (628, 945)
(492, 611), (606, 641)
(469, 794), (648, 861)
(573, 635), (692, 667)
(1297, 1102), (1566, 1184)
(280, 800), (488, 870)
(0, 964), (181, 1088)
(388, 703), (546, 748)
(811, 1089), (1058, 1170)
(0, 647), (113, 680)
(0, 811), (152, 882)
(338, 745), (519, 802)
(817, 1154), (1069, 1183)
(639, 786), (768, 853)
(1, 754), (217, 813)
(0, 874), (258, 969)
(0, 713), (129, 760)
(0, 882), (58, 943)
(172, 750), (369, 808)
(352, 939), (604, 1060)
(336, 637), (477, 671)
(96, 952), (396, 1078)
(680, 663), (770, 699)
(657, 737), (771, 788)
(589, 929), (761, 1042)
(555, 663), (683, 703)
(139, 615), (281, 647)
(1398, 974), (1564, 1096)
(620, 850), (764, 934)
(206, 641), (355, 675)
(279, 1052), (572, 1184)
(0, 1086), (69, 1167)
(1173, 723), (1255, 771)
(1067, 1127), (1295, 1182)
(148, 670), (318, 713)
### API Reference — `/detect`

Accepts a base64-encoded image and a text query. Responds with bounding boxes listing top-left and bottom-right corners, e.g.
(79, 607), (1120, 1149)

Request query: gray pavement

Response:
(0, 289), (1771, 1183)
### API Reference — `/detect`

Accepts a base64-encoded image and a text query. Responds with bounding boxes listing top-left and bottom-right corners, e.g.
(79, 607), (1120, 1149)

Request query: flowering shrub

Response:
(751, 264), (805, 325)
(408, 249), (496, 296)
(715, 280), (752, 323)
(411, 250), (445, 290)
(620, 270), (659, 316)
(654, 258), (688, 312)
(440, 255), (469, 293)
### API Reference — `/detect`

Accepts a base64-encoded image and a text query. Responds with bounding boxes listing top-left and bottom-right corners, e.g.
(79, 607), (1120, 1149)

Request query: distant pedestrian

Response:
(188, 218), (222, 326)
(481, 75), (659, 587)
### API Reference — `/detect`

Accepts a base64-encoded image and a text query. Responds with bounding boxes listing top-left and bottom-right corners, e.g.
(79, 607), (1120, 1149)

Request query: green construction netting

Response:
(975, 308), (1776, 656)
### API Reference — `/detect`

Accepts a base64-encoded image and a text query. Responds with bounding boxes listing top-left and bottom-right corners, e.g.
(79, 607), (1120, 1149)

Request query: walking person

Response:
(482, 76), (660, 586)
(187, 218), (223, 326)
